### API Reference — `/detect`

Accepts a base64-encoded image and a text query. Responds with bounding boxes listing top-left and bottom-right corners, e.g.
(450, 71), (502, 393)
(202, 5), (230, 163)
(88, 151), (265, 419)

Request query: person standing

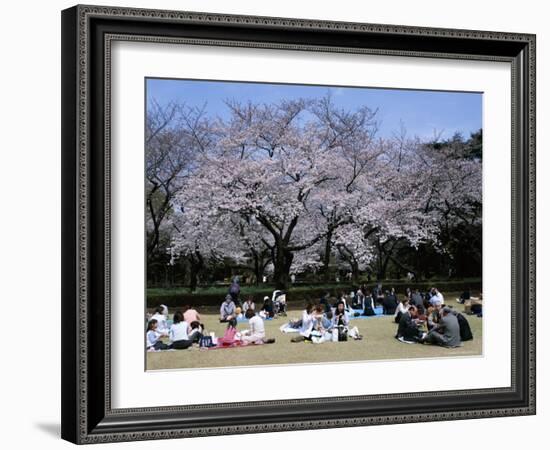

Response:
(229, 276), (241, 305)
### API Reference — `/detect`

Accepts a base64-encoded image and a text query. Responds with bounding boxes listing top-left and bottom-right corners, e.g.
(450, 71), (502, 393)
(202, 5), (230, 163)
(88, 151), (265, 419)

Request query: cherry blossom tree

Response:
(163, 95), (482, 289)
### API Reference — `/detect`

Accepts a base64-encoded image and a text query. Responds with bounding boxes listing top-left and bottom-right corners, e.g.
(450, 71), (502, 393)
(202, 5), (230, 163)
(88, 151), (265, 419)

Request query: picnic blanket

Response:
(347, 307), (384, 319)
(207, 341), (247, 349)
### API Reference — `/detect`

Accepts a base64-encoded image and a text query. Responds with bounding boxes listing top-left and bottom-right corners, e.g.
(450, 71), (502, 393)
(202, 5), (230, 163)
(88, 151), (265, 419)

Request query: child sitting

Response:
(216, 318), (240, 347)
(146, 319), (168, 351)
(188, 320), (204, 343)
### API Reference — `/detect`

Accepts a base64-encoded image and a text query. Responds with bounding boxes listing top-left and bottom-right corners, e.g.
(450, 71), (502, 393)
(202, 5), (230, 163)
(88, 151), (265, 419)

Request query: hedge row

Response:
(147, 279), (481, 308)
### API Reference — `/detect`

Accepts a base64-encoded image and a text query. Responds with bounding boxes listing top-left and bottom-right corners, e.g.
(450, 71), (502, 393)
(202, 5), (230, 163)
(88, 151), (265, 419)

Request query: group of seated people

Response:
(280, 300), (363, 343)
(219, 291), (286, 322)
(394, 291), (473, 348)
(146, 297), (277, 351)
(215, 310), (276, 347)
(147, 284), (475, 351)
(146, 304), (205, 351)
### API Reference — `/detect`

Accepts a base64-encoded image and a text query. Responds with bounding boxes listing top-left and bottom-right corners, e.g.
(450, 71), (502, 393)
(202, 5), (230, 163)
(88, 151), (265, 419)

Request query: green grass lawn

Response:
(146, 303), (482, 371)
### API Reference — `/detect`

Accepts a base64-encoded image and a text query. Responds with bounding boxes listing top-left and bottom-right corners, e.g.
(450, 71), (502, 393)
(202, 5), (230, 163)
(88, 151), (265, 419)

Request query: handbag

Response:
(199, 335), (214, 348)
(338, 325), (348, 342)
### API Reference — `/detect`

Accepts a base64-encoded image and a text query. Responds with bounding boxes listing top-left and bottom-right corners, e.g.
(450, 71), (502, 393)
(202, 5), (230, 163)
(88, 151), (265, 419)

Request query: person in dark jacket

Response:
(411, 289), (424, 310)
(362, 291), (376, 316)
(451, 309), (473, 341)
(319, 292), (332, 314)
(260, 295), (274, 318)
(229, 276), (241, 306)
(382, 289), (398, 315)
(396, 306), (424, 343)
(458, 289), (471, 304)
(422, 306), (462, 347)
(373, 284), (384, 305)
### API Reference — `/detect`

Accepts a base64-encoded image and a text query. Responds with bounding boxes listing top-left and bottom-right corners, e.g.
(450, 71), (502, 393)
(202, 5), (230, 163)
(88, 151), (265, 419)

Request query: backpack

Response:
(456, 313), (473, 341)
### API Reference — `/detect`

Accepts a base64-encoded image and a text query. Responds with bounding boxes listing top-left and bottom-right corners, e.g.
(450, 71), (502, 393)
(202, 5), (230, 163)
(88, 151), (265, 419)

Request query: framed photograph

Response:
(61, 4), (536, 444)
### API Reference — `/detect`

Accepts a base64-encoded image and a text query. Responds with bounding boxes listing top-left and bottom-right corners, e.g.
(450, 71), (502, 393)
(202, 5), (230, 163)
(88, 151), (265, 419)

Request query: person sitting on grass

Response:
(259, 296), (274, 319)
(382, 290), (398, 315)
(168, 311), (193, 350)
(421, 306), (462, 348)
(291, 302), (316, 342)
(351, 289), (364, 310)
(410, 288), (425, 313)
(335, 292), (348, 309)
(448, 308), (473, 341)
(394, 297), (410, 323)
(183, 305), (202, 331)
(220, 294), (236, 323)
(429, 287), (444, 306)
(395, 305), (425, 344)
(332, 301), (350, 342)
(188, 321), (204, 344)
(146, 319), (169, 351)
(332, 300), (350, 328)
(426, 303), (442, 331)
(234, 306), (243, 321)
(319, 292), (332, 313)
(458, 288), (471, 304)
(310, 308), (335, 343)
(150, 305), (169, 334)
(242, 296), (255, 315)
(373, 283), (384, 305)
(241, 309), (276, 345)
(362, 290), (376, 316)
(279, 302), (313, 333)
(330, 301), (363, 341)
(216, 318), (240, 347)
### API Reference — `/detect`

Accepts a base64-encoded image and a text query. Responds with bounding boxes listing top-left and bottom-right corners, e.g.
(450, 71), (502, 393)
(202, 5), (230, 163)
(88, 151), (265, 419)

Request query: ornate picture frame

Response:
(61, 4), (535, 444)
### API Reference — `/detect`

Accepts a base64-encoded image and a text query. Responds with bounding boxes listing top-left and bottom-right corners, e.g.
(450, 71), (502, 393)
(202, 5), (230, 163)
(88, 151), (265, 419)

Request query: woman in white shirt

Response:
(394, 298), (410, 323)
(150, 306), (169, 334)
(168, 311), (192, 350)
(290, 303), (316, 342)
(241, 309), (267, 344)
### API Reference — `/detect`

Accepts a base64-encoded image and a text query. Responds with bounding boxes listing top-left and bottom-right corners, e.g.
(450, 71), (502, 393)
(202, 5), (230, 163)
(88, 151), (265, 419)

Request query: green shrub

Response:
(147, 279), (481, 308)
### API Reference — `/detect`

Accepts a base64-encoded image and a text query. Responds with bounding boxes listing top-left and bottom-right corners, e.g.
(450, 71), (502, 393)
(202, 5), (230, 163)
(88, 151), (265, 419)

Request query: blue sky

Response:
(146, 78), (482, 140)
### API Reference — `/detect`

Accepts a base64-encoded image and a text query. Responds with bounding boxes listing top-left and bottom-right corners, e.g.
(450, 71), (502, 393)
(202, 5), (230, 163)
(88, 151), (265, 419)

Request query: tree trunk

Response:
(322, 230), (333, 283)
(188, 252), (204, 293)
(376, 239), (385, 280)
(273, 246), (294, 290)
(351, 261), (360, 284)
(189, 264), (199, 293)
(253, 252), (262, 286)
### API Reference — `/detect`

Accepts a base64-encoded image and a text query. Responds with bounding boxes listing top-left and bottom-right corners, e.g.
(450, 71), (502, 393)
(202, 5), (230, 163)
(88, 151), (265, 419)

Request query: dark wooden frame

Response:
(61, 4), (536, 444)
